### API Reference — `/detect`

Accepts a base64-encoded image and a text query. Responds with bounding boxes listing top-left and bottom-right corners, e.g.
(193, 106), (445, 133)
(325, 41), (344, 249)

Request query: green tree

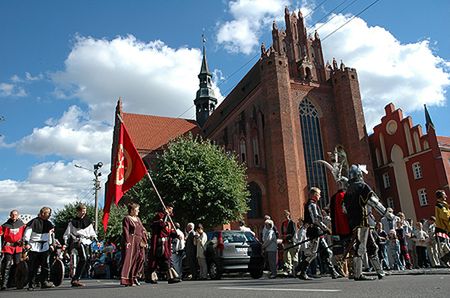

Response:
(127, 134), (249, 229)
(53, 201), (127, 243)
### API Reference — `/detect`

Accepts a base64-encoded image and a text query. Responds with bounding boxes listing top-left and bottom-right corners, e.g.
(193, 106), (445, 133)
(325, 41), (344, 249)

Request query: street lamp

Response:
(74, 162), (103, 233)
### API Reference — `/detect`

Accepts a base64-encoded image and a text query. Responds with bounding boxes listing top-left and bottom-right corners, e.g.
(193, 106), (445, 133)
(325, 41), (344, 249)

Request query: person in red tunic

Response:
(120, 203), (148, 286)
(0, 209), (26, 290)
(329, 186), (352, 277)
(147, 203), (180, 284)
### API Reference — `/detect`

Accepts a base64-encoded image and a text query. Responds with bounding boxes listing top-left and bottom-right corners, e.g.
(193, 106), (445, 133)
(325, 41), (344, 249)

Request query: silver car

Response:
(205, 230), (264, 279)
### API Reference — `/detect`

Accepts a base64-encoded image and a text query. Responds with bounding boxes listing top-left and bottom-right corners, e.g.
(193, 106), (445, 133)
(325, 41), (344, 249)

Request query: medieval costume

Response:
(298, 188), (340, 280)
(343, 164), (390, 281)
(120, 215), (147, 286)
(23, 215), (55, 290)
(0, 217), (25, 290)
(63, 214), (97, 286)
(329, 189), (351, 276)
(147, 211), (180, 283)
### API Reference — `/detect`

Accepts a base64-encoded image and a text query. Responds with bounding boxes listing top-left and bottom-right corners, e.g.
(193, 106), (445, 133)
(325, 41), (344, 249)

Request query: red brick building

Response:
(112, 8), (374, 230)
(369, 103), (450, 221)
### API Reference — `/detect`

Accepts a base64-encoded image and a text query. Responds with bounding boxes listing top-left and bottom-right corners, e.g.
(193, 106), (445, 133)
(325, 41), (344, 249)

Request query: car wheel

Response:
(208, 261), (222, 280)
(250, 269), (263, 279)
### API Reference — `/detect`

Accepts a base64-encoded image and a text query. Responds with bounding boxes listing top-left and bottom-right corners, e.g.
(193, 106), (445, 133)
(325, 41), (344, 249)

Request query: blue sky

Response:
(1, 0), (449, 220)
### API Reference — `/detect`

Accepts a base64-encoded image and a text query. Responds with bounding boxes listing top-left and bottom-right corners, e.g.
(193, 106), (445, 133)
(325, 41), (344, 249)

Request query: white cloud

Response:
(25, 72), (44, 81)
(314, 14), (450, 129)
(2, 34), (227, 220)
(215, 0), (318, 55)
(52, 35), (222, 122)
(15, 105), (112, 162)
(216, 0), (290, 55)
(0, 135), (14, 148)
(0, 82), (27, 97)
(0, 160), (108, 221)
(11, 75), (22, 83)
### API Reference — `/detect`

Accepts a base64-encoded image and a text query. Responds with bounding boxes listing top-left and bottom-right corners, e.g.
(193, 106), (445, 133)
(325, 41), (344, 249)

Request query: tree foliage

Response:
(127, 134), (250, 229)
(53, 201), (127, 243)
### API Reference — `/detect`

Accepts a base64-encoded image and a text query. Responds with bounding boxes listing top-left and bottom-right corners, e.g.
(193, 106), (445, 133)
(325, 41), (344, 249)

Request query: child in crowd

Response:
(388, 229), (404, 270)
(413, 222), (430, 268)
(396, 220), (412, 269)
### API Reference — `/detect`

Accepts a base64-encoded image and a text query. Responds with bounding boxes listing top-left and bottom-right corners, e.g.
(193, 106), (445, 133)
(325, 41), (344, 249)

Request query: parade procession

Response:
(1, 118), (449, 290)
(1, 0), (450, 297)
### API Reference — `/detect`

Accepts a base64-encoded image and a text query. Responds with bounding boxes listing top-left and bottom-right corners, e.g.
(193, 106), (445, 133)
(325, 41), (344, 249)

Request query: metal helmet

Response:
(348, 164), (367, 181)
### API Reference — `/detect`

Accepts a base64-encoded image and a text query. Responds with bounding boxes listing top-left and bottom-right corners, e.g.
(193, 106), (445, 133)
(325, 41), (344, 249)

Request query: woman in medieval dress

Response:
(120, 203), (147, 286)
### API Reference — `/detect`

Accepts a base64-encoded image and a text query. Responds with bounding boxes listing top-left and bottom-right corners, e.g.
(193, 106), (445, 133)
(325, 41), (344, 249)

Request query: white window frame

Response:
(418, 188), (428, 206)
(412, 162), (423, 180)
(382, 173), (390, 188)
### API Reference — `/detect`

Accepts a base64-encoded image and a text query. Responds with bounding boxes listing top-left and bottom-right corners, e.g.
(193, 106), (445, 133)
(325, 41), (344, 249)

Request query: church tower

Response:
(194, 38), (217, 127)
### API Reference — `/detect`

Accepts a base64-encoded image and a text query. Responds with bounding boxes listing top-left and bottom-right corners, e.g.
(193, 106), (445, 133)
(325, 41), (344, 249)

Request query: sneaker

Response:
(41, 281), (55, 289)
(354, 275), (376, 281)
(27, 286), (34, 291)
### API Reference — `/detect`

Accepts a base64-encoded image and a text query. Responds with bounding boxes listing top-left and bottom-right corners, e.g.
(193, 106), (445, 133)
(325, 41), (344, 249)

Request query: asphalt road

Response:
(1, 274), (449, 298)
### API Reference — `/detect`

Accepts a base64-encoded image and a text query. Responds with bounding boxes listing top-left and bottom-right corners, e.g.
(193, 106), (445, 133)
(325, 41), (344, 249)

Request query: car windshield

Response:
(222, 231), (256, 243)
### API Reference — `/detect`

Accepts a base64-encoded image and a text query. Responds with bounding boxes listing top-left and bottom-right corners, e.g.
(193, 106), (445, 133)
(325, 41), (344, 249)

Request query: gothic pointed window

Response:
(247, 182), (262, 218)
(299, 98), (329, 207)
(252, 137), (260, 167)
(240, 139), (247, 163)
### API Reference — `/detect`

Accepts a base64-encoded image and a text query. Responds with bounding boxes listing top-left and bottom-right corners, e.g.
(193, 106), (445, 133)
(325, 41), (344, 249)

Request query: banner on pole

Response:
(102, 120), (147, 232)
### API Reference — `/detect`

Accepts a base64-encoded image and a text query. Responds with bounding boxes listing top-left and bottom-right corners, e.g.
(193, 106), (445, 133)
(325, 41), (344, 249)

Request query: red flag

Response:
(102, 121), (147, 232)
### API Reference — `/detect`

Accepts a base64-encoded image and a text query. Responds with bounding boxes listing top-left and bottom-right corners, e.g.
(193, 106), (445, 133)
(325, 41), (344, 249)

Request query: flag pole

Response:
(145, 172), (176, 228)
(116, 113), (176, 228)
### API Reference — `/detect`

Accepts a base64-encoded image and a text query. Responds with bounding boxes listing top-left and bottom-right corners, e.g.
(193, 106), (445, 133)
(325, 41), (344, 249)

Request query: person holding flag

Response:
(147, 204), (181, 284)
(103, 99), (180, 285)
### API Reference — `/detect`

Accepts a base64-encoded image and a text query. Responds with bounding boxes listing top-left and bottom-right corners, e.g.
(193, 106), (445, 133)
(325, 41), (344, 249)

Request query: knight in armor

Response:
(343, 164), (392, 281)
(63, 203), (97, 287)
(23, 207), (55, 290)
(147, 203), (181, 284)
(0, 210), (26, 290)
(298, 187), (341, 280)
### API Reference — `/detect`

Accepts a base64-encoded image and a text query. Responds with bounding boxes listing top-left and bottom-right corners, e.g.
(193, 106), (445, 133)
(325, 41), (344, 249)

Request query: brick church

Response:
(112, 8), (375, 230)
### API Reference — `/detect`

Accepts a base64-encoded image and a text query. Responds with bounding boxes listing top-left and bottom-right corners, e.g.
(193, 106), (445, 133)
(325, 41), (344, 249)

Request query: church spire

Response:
(194, 34), (217, 128)
(200, 34), (211, 76)
(424, 104), (435, 132)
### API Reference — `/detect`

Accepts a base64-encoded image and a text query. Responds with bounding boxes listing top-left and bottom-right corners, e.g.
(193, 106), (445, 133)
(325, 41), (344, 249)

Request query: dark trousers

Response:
(27, 251), (50, 287)
(186, 254), (198, 278)
(72, 244), (89, 281)
(1, 253), (21, 288)
(415, 246), (428, 268)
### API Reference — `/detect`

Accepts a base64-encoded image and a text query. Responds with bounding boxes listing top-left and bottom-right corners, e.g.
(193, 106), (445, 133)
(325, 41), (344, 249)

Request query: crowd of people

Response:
(0, 166), (449, 290)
